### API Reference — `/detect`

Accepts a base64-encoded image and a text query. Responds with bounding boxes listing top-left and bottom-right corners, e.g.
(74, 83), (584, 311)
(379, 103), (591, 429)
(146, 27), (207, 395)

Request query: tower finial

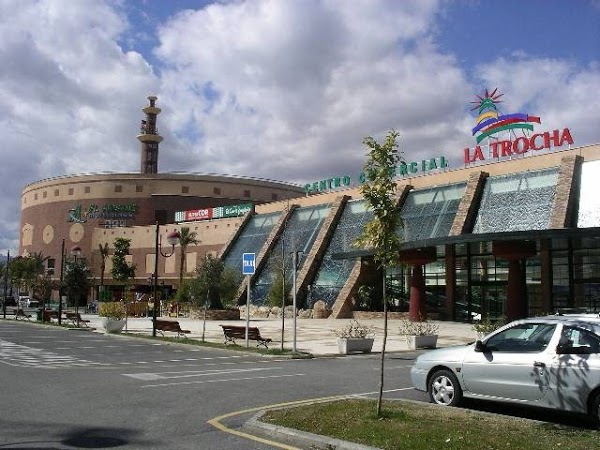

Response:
(137, 95), (163, 174)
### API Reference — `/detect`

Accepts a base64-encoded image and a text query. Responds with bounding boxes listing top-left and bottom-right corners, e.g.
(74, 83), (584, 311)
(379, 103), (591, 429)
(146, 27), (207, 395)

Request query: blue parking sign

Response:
(242, 253), (256, 275)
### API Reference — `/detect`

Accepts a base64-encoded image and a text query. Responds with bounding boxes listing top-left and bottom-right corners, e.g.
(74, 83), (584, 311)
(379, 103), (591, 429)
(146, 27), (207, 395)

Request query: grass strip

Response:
(262, 398), (598, 450)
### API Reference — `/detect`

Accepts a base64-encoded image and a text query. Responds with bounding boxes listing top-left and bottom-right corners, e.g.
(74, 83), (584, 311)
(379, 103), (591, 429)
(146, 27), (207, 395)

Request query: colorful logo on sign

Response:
(463, 88), (573, 165)
(471, 88), (541, 144)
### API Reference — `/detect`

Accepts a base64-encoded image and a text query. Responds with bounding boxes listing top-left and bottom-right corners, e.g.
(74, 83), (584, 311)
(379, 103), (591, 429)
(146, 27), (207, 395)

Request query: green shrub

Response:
(98, 302), (126, 320)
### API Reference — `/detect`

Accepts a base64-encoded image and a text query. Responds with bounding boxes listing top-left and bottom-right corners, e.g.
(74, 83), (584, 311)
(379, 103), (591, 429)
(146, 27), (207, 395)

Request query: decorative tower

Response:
(137, 95), (163, 174)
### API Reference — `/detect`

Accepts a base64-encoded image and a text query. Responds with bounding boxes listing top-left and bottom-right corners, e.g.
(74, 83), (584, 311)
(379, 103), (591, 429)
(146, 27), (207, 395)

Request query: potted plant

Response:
(473, 316), (505, 340)
(335, 320), (375, 354)
(399, 316), (440, 350)
(98, 302), (127, 334)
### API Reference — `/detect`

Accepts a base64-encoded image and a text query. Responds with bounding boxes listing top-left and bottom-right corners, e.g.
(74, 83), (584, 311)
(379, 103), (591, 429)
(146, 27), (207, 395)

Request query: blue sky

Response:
(437, 1), (600, 68)
(0, 0), (599, 254)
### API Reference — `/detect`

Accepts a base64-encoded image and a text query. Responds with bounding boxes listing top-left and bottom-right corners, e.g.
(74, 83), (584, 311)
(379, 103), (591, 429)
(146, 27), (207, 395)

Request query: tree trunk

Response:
(377, 267), (388, 416)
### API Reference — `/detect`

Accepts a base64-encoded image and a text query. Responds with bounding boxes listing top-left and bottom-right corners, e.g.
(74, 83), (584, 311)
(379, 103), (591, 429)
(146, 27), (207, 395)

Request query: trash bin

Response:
(36, 308), (43, 321)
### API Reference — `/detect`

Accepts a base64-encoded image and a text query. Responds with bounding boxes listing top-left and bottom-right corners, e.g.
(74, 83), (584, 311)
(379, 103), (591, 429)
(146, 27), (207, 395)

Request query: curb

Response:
(244, 410), (381, 450)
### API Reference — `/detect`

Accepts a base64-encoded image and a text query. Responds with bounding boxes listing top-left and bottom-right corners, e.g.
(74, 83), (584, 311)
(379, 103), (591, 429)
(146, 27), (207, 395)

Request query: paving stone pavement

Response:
(83, 315), (478, 355)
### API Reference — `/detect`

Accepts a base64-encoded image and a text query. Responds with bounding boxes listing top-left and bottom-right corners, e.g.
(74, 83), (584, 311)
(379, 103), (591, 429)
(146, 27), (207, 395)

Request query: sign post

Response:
(242, 253), (256, 348)
(292, 251), (298, 353)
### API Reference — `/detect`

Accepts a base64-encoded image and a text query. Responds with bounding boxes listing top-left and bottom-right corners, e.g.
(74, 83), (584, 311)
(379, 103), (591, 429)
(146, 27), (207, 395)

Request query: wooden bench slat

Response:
(154, 319), (190, 338)
(65, 312), (91, 327)
(220, 325), (272, 348)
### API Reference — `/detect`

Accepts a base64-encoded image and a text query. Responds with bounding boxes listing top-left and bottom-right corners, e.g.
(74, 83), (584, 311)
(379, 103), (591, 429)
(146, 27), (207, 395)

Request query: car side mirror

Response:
(474, 340), (486, 352)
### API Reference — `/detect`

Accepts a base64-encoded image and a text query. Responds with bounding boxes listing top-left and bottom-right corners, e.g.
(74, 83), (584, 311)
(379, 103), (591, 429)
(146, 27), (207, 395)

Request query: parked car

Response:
(410, 314), (600, 424)
(17, 297), (39, 308)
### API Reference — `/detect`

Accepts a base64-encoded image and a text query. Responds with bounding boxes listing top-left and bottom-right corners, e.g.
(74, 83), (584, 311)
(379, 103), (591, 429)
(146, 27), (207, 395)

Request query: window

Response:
(85, 186), (90, 194)
(68, 188), (74, 195)
(54, 189), (59, 196)
(114, 185), (122, 193)
(243, 189), (251, 198)
(47, 259), (55, 275)
(485, 323), (556, 352)
(43, 191), (47, 198)
(34, 193), (38, 200)
(136, 185), (143, 193)
(559, 326), (600, 354)
(214, 187), (221, 195)
(271, 193), (279, 201)
(182, 186), (189, 194)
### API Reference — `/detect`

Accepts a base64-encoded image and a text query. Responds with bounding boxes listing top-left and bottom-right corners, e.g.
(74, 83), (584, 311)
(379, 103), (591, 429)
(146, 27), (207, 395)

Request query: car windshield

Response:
(485, 323), (556, 353)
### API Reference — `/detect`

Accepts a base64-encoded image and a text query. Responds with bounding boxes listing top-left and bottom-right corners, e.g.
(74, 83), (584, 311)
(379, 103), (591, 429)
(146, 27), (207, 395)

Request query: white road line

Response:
(141, 373), (305, 388)
(124, 366), (283, 381)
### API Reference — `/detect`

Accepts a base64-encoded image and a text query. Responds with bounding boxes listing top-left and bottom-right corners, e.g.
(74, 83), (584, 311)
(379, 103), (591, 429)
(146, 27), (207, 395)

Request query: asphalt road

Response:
(0, 320), (424, 449)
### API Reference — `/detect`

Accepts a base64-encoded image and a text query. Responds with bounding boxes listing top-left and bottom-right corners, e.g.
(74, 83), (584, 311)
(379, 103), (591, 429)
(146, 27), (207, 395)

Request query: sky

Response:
(1, 0), (599, 254)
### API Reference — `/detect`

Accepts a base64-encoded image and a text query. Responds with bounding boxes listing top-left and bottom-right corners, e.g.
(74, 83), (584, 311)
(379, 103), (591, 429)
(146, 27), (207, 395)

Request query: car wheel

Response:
(428, 369), (463, 407)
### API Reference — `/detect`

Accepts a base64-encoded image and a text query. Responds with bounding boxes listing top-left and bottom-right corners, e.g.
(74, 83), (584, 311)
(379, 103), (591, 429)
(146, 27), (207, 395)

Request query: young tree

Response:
(267, 256), (291, 308)
(98, 243), (109, 301)
(188, 255), (242, 309)
(63, 257), (91, 307)
(355, 129), (403, 417)
(110, 238), (136, 301)
(178, 227), (200, 288)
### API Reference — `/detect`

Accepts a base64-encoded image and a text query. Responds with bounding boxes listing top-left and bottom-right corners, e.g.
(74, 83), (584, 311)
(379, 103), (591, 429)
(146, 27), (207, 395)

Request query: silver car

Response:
(410, 315), (600, 423)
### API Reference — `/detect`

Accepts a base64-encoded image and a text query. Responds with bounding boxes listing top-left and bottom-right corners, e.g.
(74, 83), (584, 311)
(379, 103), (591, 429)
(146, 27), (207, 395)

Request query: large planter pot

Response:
(406, 335), (438, 350)
(337, 338), (374, 354)
(102, 318), (126, 334)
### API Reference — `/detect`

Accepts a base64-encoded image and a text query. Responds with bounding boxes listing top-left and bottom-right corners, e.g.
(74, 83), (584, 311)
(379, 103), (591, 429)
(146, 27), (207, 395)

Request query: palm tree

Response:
(30, 251), (49, 275)
(178, 227), (199, 288)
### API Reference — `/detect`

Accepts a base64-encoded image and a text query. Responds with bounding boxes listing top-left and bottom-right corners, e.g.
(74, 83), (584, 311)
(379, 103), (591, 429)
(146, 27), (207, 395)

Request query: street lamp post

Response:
(58, 239), (65, 325)
(2, 250), (9, 319)
(71, 246), (82, 327)
(152, 222), (180, 337)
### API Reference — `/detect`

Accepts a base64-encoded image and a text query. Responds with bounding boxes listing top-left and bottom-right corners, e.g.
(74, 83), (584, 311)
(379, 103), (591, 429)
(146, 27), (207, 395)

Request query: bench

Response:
(220, 325), (272, 348)
(64, 312), (91, 327)
(43, 310), (60, 322)
(155, 319), (190, 338)
(14, 309), (32, 321)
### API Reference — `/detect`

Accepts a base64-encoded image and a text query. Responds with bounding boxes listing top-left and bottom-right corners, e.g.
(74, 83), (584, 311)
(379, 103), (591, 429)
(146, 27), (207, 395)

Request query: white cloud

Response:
(154, 0), (475, 181)
(0, 0), (598, 253)
(474, 56), (600, 148)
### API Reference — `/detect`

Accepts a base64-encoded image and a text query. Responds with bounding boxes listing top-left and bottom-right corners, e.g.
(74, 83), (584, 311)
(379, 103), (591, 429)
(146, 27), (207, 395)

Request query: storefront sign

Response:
(463, 128), (574, 164)
(175, 203), (252, 223)
(464, 88), (574, 165)
(304, 156), (448, 194)
(67, 203), (137, 223)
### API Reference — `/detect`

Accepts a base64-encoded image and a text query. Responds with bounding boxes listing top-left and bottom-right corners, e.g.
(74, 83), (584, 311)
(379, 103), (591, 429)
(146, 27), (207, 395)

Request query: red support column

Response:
(492, 240), (537, 322)
(505, 259), (527, 321)
(399, 248), (437, 322)
(409, 264), (426, 321)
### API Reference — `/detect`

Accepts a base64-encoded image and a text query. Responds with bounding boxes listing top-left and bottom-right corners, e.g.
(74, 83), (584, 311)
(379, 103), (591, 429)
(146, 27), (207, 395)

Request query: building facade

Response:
(17, 96), (600, 321)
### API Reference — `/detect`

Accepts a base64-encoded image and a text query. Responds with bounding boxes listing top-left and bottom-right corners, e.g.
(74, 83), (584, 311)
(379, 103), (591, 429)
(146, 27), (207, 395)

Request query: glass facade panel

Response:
(400, 183), (465, 242)
(252, 204), (330, 305)
(222, 212), (279, 272)
(473, 168), (558, 233)
(310, 200), (373, 308)
(578, 160), (600, 228)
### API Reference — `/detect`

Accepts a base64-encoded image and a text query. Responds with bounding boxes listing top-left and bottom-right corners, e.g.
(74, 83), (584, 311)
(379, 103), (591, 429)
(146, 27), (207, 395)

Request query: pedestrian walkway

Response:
(84, 315), (477, 356)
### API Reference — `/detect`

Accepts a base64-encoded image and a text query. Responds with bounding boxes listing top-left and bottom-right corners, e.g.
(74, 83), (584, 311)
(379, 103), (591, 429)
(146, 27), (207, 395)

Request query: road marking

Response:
(125, 366), (284, 381)
(141, 373), (305, 388)
(0, 339), (109, 368)
(207, 387), (414, 449)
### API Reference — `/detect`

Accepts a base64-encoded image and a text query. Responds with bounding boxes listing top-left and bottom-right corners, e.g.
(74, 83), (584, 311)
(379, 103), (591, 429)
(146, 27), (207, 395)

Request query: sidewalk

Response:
(84, 315), (477, 355)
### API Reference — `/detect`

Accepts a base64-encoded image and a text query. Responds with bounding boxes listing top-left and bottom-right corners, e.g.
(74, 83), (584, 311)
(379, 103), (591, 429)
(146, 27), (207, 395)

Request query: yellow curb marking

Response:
(207, 388), (413, 449)
(207, 394), (348, 450)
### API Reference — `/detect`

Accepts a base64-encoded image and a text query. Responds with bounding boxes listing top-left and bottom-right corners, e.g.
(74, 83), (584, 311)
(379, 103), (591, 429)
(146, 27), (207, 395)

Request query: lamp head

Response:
(71, 246), (82, 257)
(166, 230), (180, 247)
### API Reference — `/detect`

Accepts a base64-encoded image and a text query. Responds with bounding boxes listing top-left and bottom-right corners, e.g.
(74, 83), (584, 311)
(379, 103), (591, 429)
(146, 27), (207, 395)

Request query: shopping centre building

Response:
(18, 95), (600, 322)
